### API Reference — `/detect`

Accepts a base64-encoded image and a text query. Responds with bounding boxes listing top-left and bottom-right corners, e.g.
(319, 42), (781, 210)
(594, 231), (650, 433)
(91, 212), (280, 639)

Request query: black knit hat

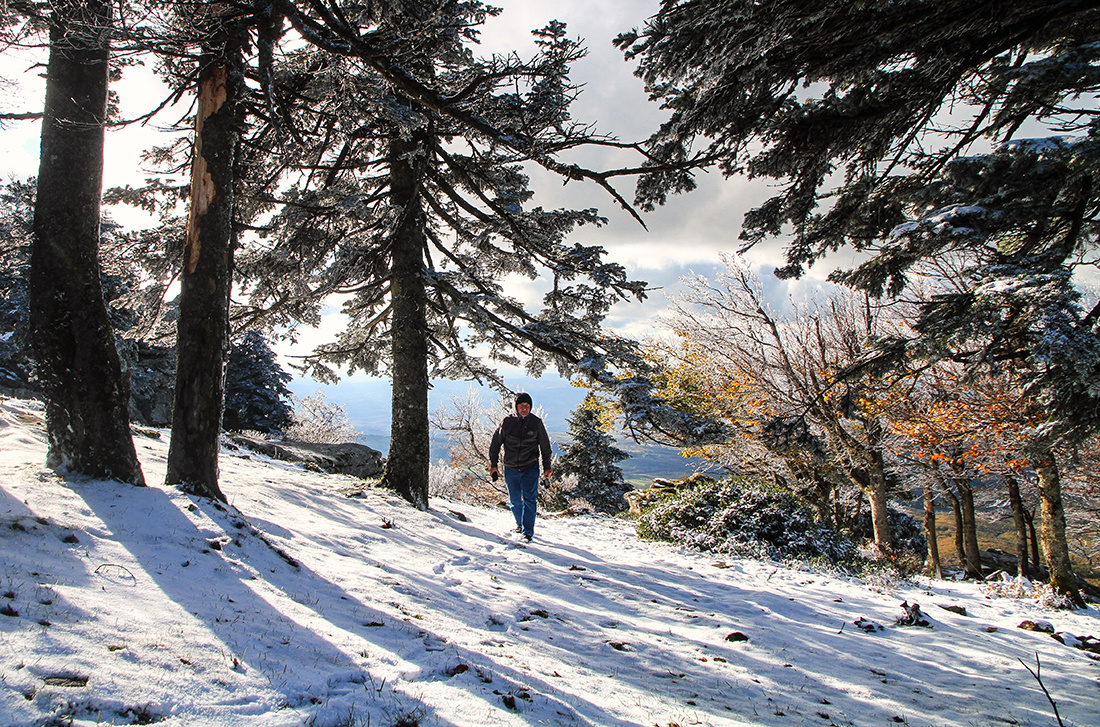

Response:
(515, 392), (533, 411)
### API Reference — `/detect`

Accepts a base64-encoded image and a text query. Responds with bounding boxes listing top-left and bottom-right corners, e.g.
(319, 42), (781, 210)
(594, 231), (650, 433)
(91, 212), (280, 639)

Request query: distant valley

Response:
(301, 376), (706, 485)
(357, 430), (704, 486)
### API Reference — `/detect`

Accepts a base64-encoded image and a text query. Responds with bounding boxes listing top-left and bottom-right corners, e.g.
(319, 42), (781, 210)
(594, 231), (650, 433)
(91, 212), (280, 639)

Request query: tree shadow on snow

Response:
(376, 507), (1093, 727)
(57, 466), (642, 727)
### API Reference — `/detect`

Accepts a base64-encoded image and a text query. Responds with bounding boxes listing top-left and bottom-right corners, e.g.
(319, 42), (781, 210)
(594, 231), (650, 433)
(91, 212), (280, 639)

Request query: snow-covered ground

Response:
(2, 395), (1098, 727)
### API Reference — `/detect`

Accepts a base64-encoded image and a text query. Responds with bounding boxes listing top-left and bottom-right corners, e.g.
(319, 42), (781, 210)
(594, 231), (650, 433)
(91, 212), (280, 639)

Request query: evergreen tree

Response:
(1, 1), (208, 488)
(223, 331), (294, 434)
(113, 1), (658, 507)
(618, 0), (1100, 604)
(0, 181), (34, 391)
(29, 0), (144, 486)
(164, 3), (250, 501)
(556, 394), (632, 515)
(234, 7), (649, 508)
(0, 179), (178, 400)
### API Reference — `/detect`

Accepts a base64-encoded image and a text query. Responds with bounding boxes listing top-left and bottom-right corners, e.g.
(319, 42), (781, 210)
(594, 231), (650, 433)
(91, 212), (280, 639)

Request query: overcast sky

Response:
(0, 1), (835, 434)
(476, 0), (832, 329)
(323, 1), (840, 432)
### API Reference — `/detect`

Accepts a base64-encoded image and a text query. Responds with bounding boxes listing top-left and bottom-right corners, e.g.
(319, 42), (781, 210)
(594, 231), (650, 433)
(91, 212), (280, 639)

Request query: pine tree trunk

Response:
(1005, 474), (1031, 578)
(165, 28), (245, 501)
(1033, 453), (1085, 607)
(922, 483), (941, 579)
(29, 0), (144, 486)
(379, 125), (430, 509)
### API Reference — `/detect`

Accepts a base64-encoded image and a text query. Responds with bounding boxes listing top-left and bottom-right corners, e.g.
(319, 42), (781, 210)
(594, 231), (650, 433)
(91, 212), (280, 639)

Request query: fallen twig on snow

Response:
(1019, 653), (1064, 727)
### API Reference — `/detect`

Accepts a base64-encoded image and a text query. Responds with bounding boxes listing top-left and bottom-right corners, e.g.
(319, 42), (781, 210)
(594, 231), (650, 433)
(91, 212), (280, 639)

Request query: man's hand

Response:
(489, 466), (499, 482)
(543, 469), (553, 481)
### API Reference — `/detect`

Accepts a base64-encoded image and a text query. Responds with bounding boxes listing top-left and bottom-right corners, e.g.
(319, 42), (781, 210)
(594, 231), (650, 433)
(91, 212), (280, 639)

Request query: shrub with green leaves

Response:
(636, 476), (857, 563)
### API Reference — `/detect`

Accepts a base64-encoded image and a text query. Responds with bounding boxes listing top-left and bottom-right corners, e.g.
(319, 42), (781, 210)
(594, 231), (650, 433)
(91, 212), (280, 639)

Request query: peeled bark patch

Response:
(184, 65), (228, 275)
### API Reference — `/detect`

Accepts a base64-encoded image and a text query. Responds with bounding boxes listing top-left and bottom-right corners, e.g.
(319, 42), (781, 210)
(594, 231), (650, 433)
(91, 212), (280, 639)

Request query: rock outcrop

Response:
(226, 434), (385, 480)
(624, 472), (715, 515)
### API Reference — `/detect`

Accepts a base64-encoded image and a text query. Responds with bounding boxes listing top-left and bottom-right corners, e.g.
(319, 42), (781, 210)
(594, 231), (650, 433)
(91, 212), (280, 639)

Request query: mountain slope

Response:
(1, 396), (1098, 727)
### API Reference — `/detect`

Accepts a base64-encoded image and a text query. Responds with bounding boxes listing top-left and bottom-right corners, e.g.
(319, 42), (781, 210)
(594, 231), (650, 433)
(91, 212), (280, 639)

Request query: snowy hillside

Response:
(1, 396), (1098, 727)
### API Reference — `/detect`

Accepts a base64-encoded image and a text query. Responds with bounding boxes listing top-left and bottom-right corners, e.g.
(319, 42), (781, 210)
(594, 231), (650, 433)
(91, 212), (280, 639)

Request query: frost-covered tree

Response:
(236, 7), (649, 509)
(0, 179), (179, 399)
(0, 180), (34, 391)
(556, 393), (632, 515)
(618, 0), (1095, 604)
(641, 333), (862, 536)
(110, 1), (660, 508)
(666, 258), (903, 554)
(163, 2), (250, 501)
(223, 331), (294, 435)
(284, 390), (360, 445)
(27, 0), (145, 485)
(1, 0), (256, 499)
(1, 1), (190, 484)
(430, 389), (514, 505)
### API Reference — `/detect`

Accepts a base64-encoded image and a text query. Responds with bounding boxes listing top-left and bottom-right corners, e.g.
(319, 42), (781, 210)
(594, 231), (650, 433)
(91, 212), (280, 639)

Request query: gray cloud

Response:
(286, 3), (852, 422)
(482, 2), (810, 316)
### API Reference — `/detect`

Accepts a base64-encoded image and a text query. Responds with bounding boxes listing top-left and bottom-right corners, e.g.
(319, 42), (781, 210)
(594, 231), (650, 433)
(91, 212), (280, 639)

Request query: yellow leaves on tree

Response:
(881, 364), (1036, 474)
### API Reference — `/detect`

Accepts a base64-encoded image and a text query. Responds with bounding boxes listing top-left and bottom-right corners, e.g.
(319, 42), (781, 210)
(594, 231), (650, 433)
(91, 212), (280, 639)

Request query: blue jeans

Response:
(504, 464), (539, 537)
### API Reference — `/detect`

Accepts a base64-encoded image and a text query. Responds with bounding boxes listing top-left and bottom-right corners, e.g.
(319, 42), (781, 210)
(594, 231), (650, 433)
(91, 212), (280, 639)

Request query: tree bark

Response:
(1005, 474), (1031, 578)
(833, 416), (893, 554)
(831, 434), (892, 554)
(378, 121), (431, 509)
(1024, 507), (1041, 576)
(922, 483), (942, 579)
(166, 25), (245, 501)
(29, 0), (144, 486)
(957, 480), (983, 579)
(1033, 452), (1085, 607)
(866, 448), (893, 555)
(942, 486), (966, 569)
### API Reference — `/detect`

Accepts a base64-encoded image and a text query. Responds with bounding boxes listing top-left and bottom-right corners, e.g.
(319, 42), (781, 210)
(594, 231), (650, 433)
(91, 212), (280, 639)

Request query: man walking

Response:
(489, 393), (552, 542)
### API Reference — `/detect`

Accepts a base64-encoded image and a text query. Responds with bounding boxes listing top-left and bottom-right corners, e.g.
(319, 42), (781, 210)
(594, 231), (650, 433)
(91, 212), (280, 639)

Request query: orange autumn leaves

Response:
(645, 329), (1063, 477)
(868, 366), (1036, 475)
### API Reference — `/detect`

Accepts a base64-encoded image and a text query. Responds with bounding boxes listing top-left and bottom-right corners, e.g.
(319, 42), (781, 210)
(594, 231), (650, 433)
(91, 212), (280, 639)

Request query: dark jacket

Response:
(489, 413), (552, 471)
